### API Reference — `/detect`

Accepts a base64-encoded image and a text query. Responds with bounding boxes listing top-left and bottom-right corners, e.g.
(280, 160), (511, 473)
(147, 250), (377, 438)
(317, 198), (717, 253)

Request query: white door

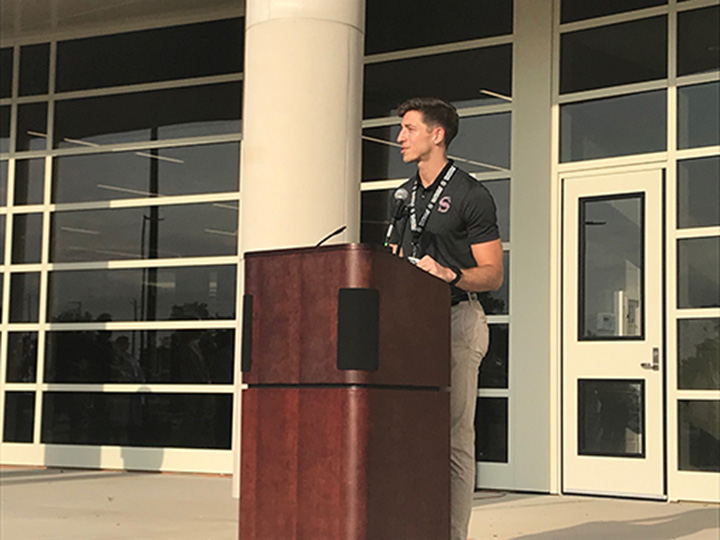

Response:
(562, 169), (665, 499)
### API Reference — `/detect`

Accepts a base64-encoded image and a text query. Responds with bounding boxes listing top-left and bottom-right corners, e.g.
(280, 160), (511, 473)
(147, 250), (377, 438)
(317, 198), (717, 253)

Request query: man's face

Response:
(397, 110), (440, 163)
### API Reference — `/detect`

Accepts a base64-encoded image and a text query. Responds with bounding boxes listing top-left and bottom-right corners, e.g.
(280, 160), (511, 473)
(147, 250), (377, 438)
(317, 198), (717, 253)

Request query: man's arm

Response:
(415, 238), (503, 292)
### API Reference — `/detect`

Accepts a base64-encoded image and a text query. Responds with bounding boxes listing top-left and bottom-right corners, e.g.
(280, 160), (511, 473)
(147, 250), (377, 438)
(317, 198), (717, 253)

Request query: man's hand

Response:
(416, 255), (455, 283)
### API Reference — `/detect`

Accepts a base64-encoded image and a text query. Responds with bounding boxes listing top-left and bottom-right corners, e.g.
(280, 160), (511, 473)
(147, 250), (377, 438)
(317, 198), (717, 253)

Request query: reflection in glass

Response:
(561, 91), (666, 162)
(12, 213), (43, 264)
(3, 392), (35, 443)
(477, 251), (510, 315)
(364, 45), (512, 118)
(678, 6), (720, 77)
(42, 392), (232, 449)
(52, 142), (240, 203)
(561, 17), (666, 94)
(10, 272), (40, 323)
(579, 379), (644, 457)
(51, 201), (238, 262)
(1, 105), (12, 153)
(54, 83), (242, 148)
(678, 156), (720, 229)
(678, 82), (720, 149)
(678, 400), (720, 472)
(678, 237), (720, 309)
(45, 329), (234, 384)
(14, 159), (45, 205)
(7, 332), (38, 383)
(580, 196), (643, 339)
(560, 0), (666, 23)
(17, 103), (48, 152)
(475, 397), (508, 462)
(19, 43), (50, 96)
(452, 114), (511, 173)
(48, 265), (236, 322)
(1, 47), (12, 98)
(479, 324), (509, 389)
(678, 319), (720, 390)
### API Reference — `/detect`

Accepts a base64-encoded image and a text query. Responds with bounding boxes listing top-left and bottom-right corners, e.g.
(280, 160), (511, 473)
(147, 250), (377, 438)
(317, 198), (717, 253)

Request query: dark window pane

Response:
(17, 103), (47, 152)
(0, 105), (10, 153)
(3, 392), (35, 443)
(677, 156), (720, 229)
(51, 201), (238, 262)
(14, 159), (45, 205)
(7, 332), (38, 383)
(362, 125), (414, 181)
(42, 392), (232, 449)
(561, 90), (666, 162)
(365, 0), (512, 55)
(0, 215), (5, 264)
(482, 179), (510, 243)
(57, 19), (244, 92)
(475, 397), (508, 462)
(561, 0), (666, 23)
(452, 113), (511, 173)
(477, 251), (509, 315)
(19, 43), (49, 96)
(360, 189), (393, 246)
(678, 6), (720, 77)
(579, 379), (645, 457)
(580, 196), (644, 339)
(10, 272), (40, 322)
(678, 82), (720, 149)
(54, 83), (242, 148)
(561, 17), (667, 93)
(52, 142), (240, 203)
(45, 329), (234, 384)
(48, 265), (236, 322)
(0, 160), (8, 204)
(364, 45), (512, 118)
(12, 213), (43, 264)
(1, 47), (12, 98)
(479, 324), (508, 389)
(678, 400), (720, 472)
(678, 237), (720, 309)
(678, 319), (720, 391)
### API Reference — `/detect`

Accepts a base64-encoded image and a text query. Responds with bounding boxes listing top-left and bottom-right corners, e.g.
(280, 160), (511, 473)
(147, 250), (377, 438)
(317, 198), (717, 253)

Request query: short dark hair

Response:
(397, 97), (459, 148)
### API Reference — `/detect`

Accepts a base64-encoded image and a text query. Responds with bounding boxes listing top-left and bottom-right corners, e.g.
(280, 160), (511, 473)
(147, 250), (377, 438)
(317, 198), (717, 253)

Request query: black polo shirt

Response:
(390, 160), (500, 298)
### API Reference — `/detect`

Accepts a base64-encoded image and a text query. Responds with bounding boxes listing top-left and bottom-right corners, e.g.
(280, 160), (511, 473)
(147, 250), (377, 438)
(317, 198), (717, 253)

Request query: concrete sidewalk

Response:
(1, 467), (718, 539)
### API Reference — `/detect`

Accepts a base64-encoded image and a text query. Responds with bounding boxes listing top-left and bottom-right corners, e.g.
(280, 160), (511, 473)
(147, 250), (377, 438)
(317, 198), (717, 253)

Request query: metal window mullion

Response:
(557, 79), (669, 105)
(47, 319), (238, 332)
(364, 34), (513, 65)
(675, 308), (720, 319)
(48, 255), (240, 272)
(49, 191), (241, 213)
(676, 146), (720, 161)
(675, 227), (720, 239)
(40, 383), (236, 394)
(677, 72), (720, 88)
(676, 390), (720, 400)
(676, 0), (720, 14)
(558, 5), (670, 34)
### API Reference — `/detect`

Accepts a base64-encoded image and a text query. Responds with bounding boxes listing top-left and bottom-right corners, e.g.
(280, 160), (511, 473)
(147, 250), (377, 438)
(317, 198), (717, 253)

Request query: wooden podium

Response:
(239, 244), (450, 540)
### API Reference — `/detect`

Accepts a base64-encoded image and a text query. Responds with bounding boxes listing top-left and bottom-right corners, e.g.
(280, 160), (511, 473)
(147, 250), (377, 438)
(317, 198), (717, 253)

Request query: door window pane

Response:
(6, 332), (38, 383)
(678, 82), (720, 149)
(475, 397), (508, 462)
(579, 195), (644, 339)
(479, 324), (509, 389)
(561, 0), (666, 23)
(678, 400), (720, 472)
(10, 272), (40, 323)
(561, 91), (666, 162)
(14, 159), (45, 205)
(3, 392), (35, 443)
(677, 237), (720, 309)
(677, 156), (720, 229)
(579, 379), (645, 457)
(477, 251), (510, 315)
(19, 43), (50, 96)
(561, 17), (667, 94)
(12, 213), (43, 264)
(678, 319), (720, 390)
(1, 47), (12, 98)
(678, 5), (720, 77)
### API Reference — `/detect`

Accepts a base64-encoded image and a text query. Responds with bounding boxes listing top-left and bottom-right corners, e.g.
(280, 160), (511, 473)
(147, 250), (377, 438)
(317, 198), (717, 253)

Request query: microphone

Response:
(383, 187), (409, 247)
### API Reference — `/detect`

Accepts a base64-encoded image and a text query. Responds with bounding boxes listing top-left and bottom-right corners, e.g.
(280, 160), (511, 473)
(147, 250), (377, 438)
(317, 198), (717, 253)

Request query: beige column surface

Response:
(240, 0), (365, 252)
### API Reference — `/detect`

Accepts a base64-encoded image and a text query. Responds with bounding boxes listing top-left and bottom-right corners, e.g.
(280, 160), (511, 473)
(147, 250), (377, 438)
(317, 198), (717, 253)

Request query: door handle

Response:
(641, 348), (660, 371)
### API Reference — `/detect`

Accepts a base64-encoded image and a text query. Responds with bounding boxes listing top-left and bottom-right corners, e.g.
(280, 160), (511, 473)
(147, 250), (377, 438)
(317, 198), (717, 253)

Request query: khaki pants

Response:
(450, 297), (489, 540)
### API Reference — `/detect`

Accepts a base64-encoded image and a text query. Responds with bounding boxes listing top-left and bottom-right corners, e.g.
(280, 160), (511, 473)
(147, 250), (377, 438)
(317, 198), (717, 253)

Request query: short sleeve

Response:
(463, 183), (500, 245)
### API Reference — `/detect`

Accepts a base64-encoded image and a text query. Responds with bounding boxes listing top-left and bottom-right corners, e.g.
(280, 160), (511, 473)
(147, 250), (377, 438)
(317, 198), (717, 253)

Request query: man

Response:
(390, 97), (503, 540)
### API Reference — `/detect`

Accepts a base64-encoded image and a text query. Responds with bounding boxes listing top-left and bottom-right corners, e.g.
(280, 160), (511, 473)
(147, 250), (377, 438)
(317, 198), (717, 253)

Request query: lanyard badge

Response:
(408, 164), (456, 258)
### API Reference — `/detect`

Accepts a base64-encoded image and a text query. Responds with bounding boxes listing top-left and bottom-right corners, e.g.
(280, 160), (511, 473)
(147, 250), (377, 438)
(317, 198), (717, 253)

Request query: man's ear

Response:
(432, 126), (446, 146)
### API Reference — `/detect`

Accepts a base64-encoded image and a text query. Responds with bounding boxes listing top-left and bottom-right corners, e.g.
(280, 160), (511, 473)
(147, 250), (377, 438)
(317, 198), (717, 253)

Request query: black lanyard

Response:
(408, 164), (457, 258)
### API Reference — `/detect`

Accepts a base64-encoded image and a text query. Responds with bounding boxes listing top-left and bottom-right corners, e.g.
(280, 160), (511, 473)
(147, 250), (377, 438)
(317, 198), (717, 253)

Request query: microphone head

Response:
(394, 187), (409, 202)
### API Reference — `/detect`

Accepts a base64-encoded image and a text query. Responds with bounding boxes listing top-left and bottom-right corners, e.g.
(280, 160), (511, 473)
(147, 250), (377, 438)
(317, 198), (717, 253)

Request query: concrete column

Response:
(240, 0), (365, 252)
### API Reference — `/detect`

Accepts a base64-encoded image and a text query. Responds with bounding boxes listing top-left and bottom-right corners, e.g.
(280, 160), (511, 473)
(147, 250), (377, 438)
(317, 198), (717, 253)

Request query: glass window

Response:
(475, 397), (508, 462)
(452, 114), (511, 173)
(477, 251), (510, 315)
(678, 82), (720, 149)
(364, 45), (512, 118)
(360, 189), (394, 246)
(0, 215), (5, 264)
(677, 156), (720, 229)
(362, 125), (414, 182)
(19, 43), (50, 96)
(3, 392), (35, 443)
(482, 179), (510, 243)
(47, 265), (236, 322)
(561, 0), (666, 23)
(579, 195), (644, 340)
(678, 319), (720, 391)
(54, 83), (242, 148)
(10, 272), (40, 323)
(17, 103), (47, 152)
(479, 324), (509, 389)
(41, 392), (232, 449)
(579, 379), (645, 457)
(14, 159), (45, 205)
(12, 213), (43, 264)
(678, 400), (720, 472)
(677, 237), (720, 309)
(1, 105), (12, 153)
(365, 0), (512, 55)
(678, 5), (720, 77)
(57, 19), (244, 92)
(0, 47), (12, 98)
(51, 201), (238, 262)
(45, 329), (234, 384)
(0, 161), (7, 205)
(560, 17), (667, 94)
(560, 90), (666, 162)
(6, 332), (38, 383)
(52, 143), (240, 203)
